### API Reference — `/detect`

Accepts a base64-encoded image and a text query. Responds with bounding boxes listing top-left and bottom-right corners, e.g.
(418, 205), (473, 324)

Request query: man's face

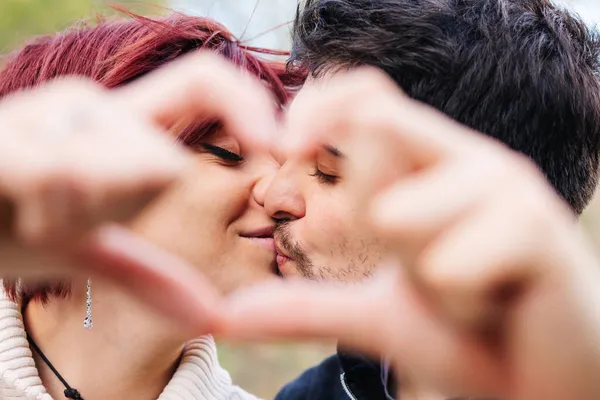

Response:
(265, 79), (386, 282)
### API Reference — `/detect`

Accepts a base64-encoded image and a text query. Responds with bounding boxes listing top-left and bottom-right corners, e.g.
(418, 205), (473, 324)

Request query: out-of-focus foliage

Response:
(0, 0), (164, 52)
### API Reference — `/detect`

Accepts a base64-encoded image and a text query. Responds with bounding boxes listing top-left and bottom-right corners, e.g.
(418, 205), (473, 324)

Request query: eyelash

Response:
(310, 167), (338, 184)
(200, 143), (244, 163)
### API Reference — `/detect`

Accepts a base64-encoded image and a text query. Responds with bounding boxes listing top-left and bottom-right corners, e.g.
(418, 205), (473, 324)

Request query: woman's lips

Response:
(239, 226), (276, 253)
(243, 236), (275, 252)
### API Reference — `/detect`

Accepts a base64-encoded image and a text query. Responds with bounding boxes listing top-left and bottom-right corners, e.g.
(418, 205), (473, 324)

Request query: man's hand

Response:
(219, 68), (600, 400)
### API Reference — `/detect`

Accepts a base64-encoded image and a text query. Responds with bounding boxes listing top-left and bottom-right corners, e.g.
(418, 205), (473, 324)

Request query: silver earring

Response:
(83, 278), (93, 329)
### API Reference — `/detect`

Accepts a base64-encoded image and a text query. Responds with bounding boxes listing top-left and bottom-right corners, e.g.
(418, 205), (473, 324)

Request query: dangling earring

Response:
(83, 278), (93, 329)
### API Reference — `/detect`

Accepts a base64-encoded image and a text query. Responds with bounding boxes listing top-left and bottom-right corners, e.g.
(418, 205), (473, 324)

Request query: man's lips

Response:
(274, 240), (291, 267)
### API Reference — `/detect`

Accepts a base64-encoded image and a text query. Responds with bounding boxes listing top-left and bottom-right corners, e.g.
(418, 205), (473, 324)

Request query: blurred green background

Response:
(2, 0), (600, 398)
(0, 1), (165, 52)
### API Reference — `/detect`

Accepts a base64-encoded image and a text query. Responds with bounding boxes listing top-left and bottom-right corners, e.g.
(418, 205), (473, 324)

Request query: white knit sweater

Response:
(0, 290), (259, 400)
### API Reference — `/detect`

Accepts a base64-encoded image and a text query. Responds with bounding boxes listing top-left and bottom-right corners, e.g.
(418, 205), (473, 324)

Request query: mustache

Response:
(274, 221), (310, 265)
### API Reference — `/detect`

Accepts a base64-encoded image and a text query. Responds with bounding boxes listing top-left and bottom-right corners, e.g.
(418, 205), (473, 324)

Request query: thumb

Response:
(217, 272), (395, 359)
(218, 266), (508, 396)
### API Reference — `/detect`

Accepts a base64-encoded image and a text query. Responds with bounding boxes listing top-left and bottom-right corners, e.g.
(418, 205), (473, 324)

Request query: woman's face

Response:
(129, 128), (279, 294)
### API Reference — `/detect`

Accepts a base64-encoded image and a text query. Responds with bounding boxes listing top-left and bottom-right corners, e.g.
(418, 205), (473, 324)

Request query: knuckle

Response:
(416, 247), (456, 292)
(350, 67), (396, 92)
(508, 152), (544, 180)
(472, 148), (539, 189)
(43, 76), (105, 99)
(490, 160), (568, 235)
(329, 69), (400, 109)
(194, 50), (226, 67)
(195, 52), (242, 84)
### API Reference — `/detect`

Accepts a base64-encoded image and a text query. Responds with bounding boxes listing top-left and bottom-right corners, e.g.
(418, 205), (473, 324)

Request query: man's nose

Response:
(264, 165), (306, 221)
(252, 156), (280, 208)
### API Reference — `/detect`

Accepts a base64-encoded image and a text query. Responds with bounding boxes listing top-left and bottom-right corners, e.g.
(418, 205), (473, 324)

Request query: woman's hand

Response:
(218, 68), (600, 400)
(0, 52), (279, 333)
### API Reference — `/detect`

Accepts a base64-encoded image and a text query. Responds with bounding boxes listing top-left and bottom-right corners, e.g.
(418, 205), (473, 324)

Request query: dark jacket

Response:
(275, 351), (496, 400)
(275, 348), (394, 400)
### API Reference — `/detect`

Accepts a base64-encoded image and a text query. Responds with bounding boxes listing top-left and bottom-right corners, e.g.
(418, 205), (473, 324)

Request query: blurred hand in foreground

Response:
(218, 68), (600, 400)
(0, 52), (279, 333)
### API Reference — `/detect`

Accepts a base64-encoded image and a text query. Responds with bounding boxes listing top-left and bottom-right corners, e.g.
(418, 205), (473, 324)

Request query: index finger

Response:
(112, 51), (279, 149)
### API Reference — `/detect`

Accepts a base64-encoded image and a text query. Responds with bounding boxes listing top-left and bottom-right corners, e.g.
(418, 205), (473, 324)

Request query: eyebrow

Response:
(324, 144), (345, 158)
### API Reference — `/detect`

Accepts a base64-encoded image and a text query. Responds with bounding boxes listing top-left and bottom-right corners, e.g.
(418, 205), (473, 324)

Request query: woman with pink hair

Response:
(0, 12), (303, 400)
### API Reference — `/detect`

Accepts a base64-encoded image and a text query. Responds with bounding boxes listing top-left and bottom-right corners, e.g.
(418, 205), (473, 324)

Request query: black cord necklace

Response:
(26, 334), (84, 400)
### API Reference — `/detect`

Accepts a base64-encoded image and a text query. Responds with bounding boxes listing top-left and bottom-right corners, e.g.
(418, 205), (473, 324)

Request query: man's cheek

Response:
(307, 210), (349, 246)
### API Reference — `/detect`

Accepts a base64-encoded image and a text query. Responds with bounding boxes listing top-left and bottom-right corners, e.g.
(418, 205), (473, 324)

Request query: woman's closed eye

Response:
(200, 143), (244, 163)
(310, 167), (339, 184)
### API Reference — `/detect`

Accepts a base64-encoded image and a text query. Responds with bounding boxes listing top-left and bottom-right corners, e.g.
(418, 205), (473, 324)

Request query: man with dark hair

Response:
(288, 0), (600, 215)
(267, 0), (600, 399)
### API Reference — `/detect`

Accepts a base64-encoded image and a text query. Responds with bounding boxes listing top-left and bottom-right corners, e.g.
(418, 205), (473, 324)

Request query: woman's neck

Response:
(24, 278), (190, 400)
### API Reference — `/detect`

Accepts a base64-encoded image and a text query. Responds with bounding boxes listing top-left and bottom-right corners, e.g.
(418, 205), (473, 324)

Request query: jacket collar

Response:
(337, 345), (393, 400)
